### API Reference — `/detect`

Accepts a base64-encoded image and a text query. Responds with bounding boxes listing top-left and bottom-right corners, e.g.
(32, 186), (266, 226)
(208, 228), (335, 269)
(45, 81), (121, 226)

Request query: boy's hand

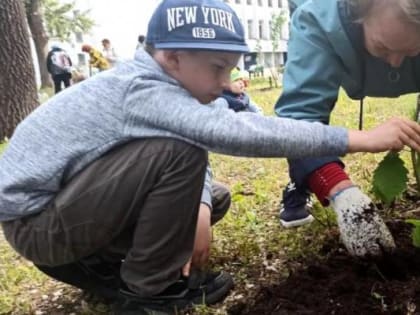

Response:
(347, 117), (420, 153)
(330, 186), (395, 256)
(192, 203), (212, 267)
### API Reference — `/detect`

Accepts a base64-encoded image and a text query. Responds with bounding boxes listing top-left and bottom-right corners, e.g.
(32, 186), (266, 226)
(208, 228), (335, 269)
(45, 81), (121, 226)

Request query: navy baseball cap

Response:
(146, 0), (249, 53)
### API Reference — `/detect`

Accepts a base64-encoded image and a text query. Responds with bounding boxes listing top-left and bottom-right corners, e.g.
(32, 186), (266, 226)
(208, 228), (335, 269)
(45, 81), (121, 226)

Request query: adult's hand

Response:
(330, 186), (395, 257)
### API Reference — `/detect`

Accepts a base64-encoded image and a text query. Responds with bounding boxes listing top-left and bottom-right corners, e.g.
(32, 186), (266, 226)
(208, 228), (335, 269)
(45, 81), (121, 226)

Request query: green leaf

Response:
(372, 152), (408, 205)
(406, 219), (420, 248)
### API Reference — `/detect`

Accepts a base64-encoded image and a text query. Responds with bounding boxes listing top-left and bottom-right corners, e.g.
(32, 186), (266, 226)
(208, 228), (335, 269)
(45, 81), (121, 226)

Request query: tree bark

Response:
(0, 0), (39, 140)
(26, 0), (52, 88)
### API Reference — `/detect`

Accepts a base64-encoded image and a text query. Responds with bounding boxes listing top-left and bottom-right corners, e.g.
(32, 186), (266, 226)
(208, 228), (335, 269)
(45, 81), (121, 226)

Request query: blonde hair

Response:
(400, 0), (420, 26)
(347, 0), (420, 26)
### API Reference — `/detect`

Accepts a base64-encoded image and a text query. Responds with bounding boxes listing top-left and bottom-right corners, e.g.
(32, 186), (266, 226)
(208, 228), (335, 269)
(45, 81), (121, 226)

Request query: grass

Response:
(0, 79), (418, 314)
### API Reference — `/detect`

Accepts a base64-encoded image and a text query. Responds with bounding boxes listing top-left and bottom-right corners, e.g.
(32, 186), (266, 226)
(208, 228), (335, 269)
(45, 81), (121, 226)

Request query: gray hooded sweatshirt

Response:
(0, 49), (348, 221)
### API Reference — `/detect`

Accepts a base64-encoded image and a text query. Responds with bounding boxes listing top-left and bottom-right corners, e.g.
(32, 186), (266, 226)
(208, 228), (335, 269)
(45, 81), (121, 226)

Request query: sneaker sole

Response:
(189, 272), (234, 306)
(280, 214), (314, 228)
(166, 271), (234, 308)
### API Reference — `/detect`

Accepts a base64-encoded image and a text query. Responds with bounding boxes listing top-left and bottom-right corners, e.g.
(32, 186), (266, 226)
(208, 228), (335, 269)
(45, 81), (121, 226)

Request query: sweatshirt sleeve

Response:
(124, 80), (348, 159)
(274, 4), (342, 124)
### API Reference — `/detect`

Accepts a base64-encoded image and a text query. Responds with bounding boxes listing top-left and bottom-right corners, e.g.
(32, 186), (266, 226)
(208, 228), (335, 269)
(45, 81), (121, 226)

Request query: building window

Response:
(278, 0), (282, 7)
(258, 0), (262, 5)
(77, 53), (86, 66)
(247, 19), (254, 39)
(268, 0), (272, 6)
(235, 0), (241, 3)
(247, 0), (252, 4)
(224, 0), (229, 2)
(75, 32), (83, 43)
(258, 20), (264, 39)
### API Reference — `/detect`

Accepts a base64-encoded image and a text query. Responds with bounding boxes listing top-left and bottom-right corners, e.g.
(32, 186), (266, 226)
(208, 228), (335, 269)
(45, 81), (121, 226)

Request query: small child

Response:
(217, 68), (263, 114)
(1, 0), (419, 314)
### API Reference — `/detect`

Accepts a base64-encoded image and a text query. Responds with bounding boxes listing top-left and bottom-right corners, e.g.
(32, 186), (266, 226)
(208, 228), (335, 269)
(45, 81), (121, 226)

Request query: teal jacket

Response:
(288, 0), (307, 15)
(276, 0), (420, 124)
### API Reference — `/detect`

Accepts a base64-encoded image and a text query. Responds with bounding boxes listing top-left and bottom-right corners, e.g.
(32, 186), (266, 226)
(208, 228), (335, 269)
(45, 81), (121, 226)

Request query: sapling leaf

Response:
(406, 219), (420, 248)
(372, 152), (408, 205)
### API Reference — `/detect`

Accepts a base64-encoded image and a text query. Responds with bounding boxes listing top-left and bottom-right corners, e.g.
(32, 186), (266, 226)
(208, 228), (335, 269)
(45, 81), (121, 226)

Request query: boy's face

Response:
(229, 79), (245, 94)
(174, 51), (241, 104)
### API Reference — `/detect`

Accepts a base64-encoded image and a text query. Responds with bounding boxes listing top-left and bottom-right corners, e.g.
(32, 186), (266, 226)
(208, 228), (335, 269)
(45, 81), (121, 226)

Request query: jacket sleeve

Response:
(275, 5), (342, 124)
(90, 51), (100, 67)
(247, 98), (263, 115)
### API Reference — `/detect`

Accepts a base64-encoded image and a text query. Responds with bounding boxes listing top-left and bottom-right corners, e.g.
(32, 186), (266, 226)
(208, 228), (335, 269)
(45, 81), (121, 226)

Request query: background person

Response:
(136, 34), (146, 50)
(81, 44), (110, 72)
(46, 44), (73, 94)
(101, 38), (118, 67)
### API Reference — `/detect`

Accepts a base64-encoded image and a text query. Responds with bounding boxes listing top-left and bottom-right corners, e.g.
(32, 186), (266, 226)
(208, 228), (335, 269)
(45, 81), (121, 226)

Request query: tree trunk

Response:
(26, 0), (52, 88)
(0, 0), (39, 140)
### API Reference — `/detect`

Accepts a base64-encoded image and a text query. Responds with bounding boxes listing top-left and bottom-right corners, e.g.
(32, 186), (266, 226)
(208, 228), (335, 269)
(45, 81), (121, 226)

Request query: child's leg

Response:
(2, 138), (207, 296)
(210, 182), (231, 225)
(119, 141), (208, 296)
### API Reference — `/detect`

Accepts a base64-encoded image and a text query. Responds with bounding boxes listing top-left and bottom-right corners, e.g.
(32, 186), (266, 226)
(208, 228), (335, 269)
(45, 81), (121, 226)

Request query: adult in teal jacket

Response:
(277, 0), (420, 256)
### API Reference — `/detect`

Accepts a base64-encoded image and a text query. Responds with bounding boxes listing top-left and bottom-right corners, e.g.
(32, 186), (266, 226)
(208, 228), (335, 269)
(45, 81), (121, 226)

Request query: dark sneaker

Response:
(113, 270), (234, 315)
(35, 255), (122, 302)
(279, 182), (314, 228)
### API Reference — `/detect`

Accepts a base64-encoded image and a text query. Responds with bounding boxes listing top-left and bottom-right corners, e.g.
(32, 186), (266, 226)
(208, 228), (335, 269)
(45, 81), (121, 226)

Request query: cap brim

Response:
(154, 42), (249, 53)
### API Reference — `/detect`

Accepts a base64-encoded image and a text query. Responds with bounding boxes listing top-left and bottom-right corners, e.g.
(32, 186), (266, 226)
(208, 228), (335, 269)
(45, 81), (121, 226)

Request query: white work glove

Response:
(330, 186), (395, 257)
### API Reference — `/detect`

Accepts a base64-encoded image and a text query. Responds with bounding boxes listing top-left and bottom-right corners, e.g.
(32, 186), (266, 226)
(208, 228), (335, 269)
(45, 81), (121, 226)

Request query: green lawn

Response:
(0, 79), (417, 314)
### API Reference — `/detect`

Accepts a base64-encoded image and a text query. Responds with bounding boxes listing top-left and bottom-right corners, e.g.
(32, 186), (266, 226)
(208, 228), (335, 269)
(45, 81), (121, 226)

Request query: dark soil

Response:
(231, 220), (420, 315)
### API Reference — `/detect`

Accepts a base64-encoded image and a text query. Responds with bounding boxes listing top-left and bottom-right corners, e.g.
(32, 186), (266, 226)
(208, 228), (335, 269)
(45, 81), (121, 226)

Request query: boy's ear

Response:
(161, 50), (181, 72)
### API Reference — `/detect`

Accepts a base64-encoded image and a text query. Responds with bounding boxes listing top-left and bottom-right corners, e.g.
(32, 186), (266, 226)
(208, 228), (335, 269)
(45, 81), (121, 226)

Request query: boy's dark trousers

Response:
(52, 72), (72, 94)
(2, 138), (229, 297)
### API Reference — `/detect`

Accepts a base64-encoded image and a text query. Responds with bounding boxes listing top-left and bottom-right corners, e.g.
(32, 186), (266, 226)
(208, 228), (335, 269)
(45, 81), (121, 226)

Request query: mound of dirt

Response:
(231, 221), (420, 315)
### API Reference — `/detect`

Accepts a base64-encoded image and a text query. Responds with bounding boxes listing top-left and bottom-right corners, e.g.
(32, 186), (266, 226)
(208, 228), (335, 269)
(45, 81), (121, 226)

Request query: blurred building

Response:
(34, 0), (290, 83)
(223, 0), (289, 71)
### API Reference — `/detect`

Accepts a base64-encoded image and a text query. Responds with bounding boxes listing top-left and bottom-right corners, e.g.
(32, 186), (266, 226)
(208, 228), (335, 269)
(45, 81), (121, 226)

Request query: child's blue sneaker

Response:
(279, 182), (314, 228)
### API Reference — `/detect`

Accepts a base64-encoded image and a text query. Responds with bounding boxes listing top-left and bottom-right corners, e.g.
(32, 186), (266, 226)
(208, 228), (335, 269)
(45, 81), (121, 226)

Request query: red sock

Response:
(308, 162), (350, 206)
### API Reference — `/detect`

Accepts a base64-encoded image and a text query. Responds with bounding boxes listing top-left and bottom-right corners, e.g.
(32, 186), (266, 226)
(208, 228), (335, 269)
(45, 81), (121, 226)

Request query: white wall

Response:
(75, 0), (161, 58)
